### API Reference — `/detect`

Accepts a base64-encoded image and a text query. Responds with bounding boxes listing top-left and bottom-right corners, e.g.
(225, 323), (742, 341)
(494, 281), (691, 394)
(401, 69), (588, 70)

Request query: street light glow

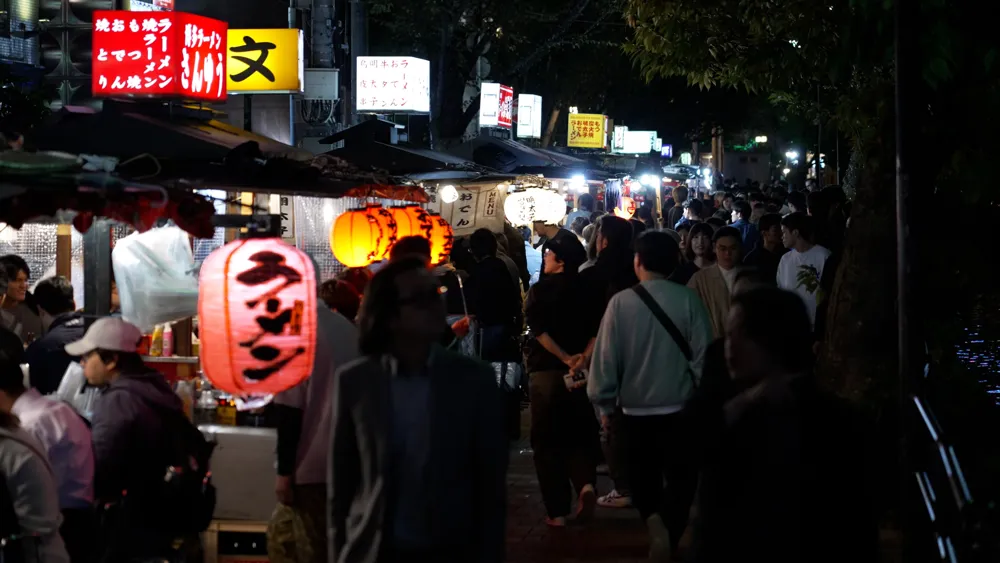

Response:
(785, 150), (799, 160)
(783, 168), (791, 175)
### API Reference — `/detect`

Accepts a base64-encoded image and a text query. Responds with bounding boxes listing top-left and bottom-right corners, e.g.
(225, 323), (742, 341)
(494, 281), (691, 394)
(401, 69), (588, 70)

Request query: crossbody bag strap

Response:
(631, 285), (697, 388)
(632, 285), (693, 361)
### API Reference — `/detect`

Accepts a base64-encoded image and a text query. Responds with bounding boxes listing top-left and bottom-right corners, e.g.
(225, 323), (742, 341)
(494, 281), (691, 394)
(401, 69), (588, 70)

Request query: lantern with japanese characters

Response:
(613, 196), (636, 220)
(390, 205), (433, 239)
(199, 238), (317, 397)
(426, 212), (454, 266)
(331, 204), (397, 267)
(367, 204), (398, 261)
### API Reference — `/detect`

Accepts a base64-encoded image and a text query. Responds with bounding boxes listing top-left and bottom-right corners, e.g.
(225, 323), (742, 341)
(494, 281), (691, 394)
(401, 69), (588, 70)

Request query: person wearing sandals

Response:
(523, 234), (602, 527)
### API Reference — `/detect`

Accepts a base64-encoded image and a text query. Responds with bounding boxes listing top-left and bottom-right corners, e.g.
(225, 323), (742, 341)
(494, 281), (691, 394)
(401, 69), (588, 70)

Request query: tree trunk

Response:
(818, 135), (897, 403)
(540, 104), (562, 148)
(816, 132), (899, 520)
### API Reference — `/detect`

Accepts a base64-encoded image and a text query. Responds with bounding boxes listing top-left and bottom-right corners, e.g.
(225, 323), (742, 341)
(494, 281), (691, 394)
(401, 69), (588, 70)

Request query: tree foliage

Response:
(369, 0), (624, 140)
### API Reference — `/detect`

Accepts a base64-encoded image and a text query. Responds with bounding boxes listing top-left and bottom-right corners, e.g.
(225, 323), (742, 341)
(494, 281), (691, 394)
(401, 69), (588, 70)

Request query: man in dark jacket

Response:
(24, 276), (85, 395)
(66, 317), (185, 562)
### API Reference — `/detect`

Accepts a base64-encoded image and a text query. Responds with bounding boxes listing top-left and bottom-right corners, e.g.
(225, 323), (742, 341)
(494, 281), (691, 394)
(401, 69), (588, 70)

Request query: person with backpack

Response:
(1, 328), (70, 563)
(66, 317), (214, 562)
(585, 231), (713, 562)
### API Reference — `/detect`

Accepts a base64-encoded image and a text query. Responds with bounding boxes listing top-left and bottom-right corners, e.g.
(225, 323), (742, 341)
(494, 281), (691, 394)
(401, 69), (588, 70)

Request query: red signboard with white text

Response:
(92, 11), (227, 101)
(479, 82), (514, 129)
(497, 85), (513, 128)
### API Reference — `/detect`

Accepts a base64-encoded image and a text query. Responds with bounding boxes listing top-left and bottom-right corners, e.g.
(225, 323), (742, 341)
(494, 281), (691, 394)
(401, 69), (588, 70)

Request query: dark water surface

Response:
(955, 303), (1000, 405)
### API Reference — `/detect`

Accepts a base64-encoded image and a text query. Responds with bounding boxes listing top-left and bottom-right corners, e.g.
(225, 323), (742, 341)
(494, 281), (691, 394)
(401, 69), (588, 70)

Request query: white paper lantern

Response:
(504, 188), (566, 226)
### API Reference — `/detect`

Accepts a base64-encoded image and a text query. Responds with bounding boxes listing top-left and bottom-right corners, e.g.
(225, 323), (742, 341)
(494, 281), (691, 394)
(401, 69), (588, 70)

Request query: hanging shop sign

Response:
(480, 82), (514, 129)
(126, 0), (173, 11)
(612, 125), (627, 151)
(661, 144), (673, 158)
(618, 130), (657, 154)
(516, 94), (543, 139)
(356, 56), (430, 113)
(654, 138), (663, 151)
(424, 184), (508, 236)
(568, 113), (606, 149)
(227, 29), (304, 94)
(199, 237), (317, 398)
(92, 10), (227, 101)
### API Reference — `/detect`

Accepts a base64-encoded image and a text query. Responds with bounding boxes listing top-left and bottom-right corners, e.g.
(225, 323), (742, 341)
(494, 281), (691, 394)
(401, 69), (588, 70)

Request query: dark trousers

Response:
(529, 370), (599, 518)
(622, 413), (699, 546)
(600, 407), (631, 494)
(61, 507), (97, 563)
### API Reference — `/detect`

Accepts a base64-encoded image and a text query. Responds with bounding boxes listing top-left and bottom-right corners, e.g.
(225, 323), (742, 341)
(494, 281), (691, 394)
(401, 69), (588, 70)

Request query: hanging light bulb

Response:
(440, 185), (459, 203)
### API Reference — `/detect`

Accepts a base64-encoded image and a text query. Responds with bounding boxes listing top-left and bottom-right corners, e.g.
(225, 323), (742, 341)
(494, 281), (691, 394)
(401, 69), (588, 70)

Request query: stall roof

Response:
(447, 137), (561, 172)
(321, 119), (509, 183)
(29, 101), (419, 199)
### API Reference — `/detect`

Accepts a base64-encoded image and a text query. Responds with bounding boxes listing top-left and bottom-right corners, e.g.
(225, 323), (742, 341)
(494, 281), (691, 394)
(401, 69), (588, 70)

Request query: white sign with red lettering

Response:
(356, 56), (430, 113)
(479, 82), (514, 129)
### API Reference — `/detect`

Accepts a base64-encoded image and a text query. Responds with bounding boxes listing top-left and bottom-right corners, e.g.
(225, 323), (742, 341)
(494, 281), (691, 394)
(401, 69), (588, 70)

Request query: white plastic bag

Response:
(112, 225), (199, 333)
(53, 363), (100, 422)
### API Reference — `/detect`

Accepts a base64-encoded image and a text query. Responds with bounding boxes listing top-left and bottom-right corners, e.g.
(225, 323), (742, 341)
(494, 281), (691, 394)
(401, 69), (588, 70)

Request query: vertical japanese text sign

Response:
(92, 11), (228, 101)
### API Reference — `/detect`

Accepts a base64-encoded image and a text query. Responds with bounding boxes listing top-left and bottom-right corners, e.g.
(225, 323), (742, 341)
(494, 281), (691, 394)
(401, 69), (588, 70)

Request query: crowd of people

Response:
(0, 177), (873, 563)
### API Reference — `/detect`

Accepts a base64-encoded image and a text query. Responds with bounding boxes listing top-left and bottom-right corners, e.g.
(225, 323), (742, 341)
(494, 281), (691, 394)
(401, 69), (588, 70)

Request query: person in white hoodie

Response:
(586, 231), (713, 562)
(0, 328), (69, 563)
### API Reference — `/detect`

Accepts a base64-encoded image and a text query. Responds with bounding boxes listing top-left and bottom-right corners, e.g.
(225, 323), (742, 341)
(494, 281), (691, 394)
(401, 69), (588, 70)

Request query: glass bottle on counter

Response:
(174, 379), (194, 421)
(194, 382), (218, 426)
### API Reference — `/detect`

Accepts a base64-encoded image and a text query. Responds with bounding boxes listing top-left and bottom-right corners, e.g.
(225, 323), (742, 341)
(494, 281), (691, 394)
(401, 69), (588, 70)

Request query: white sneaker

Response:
(597, 489), (632, 508)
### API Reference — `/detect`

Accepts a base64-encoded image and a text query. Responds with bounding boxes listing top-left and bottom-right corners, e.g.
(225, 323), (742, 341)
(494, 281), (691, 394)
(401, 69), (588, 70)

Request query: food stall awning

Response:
(321, 119), (512, 184)
(29, 101), (422, 200)
(447, 137), (560, 172)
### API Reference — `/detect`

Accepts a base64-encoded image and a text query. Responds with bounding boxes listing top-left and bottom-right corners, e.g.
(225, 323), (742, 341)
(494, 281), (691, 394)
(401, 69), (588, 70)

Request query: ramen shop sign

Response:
(92, 10), (228, 101)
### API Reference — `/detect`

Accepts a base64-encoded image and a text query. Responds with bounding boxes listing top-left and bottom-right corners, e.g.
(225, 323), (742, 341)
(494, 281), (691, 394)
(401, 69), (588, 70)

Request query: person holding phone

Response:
(523, 235), (602, 527)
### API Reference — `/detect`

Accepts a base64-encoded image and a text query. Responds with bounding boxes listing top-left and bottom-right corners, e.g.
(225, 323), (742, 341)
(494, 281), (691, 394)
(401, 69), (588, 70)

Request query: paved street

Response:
(506, 445), (651, 563)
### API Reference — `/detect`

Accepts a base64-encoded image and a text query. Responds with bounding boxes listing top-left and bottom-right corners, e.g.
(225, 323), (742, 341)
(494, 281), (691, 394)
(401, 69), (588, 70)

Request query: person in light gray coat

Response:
(585, 231), (713, 562)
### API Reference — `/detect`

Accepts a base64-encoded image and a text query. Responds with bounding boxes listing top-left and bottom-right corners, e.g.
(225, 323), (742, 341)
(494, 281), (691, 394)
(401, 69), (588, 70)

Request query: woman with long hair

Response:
(670, 222), (716, 285)
(523, 235), (600, 527)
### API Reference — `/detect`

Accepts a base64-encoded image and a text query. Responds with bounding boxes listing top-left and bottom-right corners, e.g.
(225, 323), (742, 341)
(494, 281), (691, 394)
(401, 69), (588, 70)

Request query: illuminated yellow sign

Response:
(227, 29), (304, 94)
(568, 113), (607, 149)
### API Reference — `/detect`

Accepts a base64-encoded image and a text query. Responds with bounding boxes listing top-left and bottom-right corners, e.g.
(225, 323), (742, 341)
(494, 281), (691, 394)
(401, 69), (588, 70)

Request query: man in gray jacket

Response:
(586, 231), (713, 562)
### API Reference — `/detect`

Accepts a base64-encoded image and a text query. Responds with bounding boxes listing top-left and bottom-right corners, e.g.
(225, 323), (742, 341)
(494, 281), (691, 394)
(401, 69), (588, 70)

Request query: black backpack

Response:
(137, 396), (218, 536)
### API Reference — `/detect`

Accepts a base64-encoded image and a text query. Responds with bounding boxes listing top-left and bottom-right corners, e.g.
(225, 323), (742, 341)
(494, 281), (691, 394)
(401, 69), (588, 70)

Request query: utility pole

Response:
(349, 0), (368, 126)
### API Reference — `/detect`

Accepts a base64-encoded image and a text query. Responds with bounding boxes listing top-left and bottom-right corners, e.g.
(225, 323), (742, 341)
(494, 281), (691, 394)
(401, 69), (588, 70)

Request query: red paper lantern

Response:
(426, 212), (454, 266)
(199, 238), (317, 397)
(390, 205), (433, 240)
(331, 204), (398, 267)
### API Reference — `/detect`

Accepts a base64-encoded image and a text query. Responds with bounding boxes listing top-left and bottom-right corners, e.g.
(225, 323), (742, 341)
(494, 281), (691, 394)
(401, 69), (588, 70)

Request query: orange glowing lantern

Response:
(390, 205), (433, 240)
(426, 212), (454, 265)
(613, 196), (636, 220)
(366, 204), (398, 261)
(199, 237), (317, 397)
(331, 204), (398, 267)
